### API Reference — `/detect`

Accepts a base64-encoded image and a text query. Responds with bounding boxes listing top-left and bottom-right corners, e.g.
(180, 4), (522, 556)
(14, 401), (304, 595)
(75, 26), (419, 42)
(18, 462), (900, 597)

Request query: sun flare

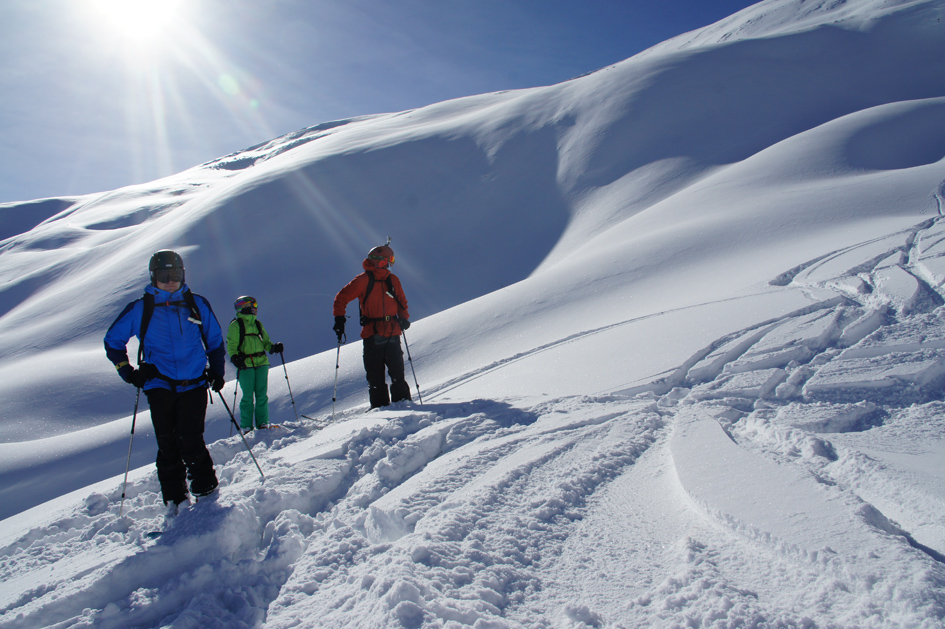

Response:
(92, 0), (184, 43)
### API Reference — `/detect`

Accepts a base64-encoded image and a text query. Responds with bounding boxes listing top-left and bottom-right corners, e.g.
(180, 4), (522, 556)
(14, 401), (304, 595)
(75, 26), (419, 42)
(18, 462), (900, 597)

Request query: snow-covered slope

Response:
(2, 0), (945, 626)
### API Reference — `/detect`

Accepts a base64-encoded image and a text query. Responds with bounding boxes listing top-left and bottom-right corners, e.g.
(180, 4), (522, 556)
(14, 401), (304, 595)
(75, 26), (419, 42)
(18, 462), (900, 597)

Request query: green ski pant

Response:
(238, 366), (269, 429)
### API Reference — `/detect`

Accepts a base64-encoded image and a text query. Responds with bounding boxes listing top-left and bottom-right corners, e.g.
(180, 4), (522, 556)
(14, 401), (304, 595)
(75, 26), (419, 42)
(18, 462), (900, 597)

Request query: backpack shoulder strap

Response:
(360, 272), (375, 320)
(231, 317), (246, 354)
(384, 276), (404, 310)
(137, 293), (155, 365)
(183, 289), (203, 325)
(184, 289), (209, 350)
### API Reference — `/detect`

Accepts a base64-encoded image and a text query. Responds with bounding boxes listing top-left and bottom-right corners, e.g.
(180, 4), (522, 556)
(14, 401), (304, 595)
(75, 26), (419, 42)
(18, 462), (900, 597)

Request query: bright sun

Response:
(92, 0), (184, 43)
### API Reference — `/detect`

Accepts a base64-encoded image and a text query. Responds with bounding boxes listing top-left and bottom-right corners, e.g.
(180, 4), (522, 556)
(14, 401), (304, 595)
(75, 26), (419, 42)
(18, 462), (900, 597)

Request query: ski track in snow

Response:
(2, 219), (945, 627)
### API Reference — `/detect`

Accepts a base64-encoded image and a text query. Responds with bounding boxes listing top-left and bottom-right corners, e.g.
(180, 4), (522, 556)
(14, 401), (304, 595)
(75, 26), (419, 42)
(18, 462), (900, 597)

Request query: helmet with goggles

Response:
(367, 245), (395, 268)
(149, 250), (185, 286)
(234, 295), (258, 314)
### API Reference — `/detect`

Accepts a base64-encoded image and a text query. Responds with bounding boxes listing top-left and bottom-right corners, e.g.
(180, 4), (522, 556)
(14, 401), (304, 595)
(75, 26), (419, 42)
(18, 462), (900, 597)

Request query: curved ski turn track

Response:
(2, 218), (945, 627)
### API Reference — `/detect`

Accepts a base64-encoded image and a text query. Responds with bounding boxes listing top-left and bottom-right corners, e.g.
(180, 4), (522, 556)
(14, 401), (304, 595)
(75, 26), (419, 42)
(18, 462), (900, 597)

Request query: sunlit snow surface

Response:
(2, 0), (945, 626)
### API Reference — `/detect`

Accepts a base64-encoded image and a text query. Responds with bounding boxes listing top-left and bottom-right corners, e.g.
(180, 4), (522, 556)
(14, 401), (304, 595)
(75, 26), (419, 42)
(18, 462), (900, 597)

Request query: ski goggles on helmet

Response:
(234, 296), (258, 311)
(368, 254), (393, 267)
(153, 269), (183, 284)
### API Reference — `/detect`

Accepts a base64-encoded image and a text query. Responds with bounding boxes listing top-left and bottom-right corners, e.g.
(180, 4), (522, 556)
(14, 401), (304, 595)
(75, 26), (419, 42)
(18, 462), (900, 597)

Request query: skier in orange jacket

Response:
(333, 243), (411, 408)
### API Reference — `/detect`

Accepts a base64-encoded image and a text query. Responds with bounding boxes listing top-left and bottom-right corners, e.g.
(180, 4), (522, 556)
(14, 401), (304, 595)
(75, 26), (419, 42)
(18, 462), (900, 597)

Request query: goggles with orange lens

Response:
(368, 254), (393, 267)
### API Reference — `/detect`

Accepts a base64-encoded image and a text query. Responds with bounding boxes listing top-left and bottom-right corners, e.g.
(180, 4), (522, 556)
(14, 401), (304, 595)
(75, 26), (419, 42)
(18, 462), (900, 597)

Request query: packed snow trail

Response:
(0, 398), (657, 628)
(2, 393), (943, 628)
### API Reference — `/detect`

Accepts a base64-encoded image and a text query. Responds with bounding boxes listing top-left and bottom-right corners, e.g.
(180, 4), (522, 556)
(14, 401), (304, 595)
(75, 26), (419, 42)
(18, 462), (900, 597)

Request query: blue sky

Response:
(0, 0), (758, 204)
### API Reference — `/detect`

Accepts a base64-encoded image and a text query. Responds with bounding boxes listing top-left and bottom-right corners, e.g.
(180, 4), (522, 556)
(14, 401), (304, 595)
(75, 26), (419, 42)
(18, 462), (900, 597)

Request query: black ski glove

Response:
(269, 342), (284, 354)
(333, 316), (346, 342)
(139, 363), (160, 381)
(399, 318), (410, 331)
(118, 364), (147, 388)
(209, 371), (226, 392)
(231, 354), (246, 369)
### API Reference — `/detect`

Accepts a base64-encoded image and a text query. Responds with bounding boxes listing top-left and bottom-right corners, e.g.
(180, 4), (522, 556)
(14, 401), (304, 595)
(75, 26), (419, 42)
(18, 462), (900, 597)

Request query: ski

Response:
(301, 413), (331, 427)
(241, 423), (281, 434)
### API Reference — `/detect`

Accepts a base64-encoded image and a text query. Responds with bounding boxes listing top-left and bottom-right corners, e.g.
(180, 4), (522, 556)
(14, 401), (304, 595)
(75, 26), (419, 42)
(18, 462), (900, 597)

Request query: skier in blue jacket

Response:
(104, 250), (226, 511)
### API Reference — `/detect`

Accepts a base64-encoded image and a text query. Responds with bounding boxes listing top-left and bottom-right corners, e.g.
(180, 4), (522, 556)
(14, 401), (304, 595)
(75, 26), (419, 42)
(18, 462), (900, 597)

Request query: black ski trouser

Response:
(362, 335), (410, 408)
(145, 386), (218, 505)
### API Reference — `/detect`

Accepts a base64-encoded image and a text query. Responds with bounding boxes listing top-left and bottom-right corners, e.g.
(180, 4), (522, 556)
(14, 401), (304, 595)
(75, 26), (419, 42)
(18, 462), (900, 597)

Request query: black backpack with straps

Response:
(138, 289), (209, 365)
(231, 316), (267, 358)
(359, 273), (404, 325)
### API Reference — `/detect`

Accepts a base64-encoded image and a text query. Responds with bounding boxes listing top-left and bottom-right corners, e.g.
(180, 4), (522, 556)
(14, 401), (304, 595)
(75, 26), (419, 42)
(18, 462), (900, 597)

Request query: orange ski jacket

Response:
(333, 261), (410, 339)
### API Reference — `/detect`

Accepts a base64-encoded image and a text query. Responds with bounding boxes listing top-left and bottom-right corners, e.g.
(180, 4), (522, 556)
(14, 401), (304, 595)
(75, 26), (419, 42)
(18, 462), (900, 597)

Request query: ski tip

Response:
(245, 424), (281, 432)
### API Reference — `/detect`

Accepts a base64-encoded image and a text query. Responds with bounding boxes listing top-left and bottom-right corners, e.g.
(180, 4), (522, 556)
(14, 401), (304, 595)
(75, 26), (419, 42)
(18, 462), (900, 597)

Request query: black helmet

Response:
(149, 250), (185, 286)
(234, 295), (257, 314)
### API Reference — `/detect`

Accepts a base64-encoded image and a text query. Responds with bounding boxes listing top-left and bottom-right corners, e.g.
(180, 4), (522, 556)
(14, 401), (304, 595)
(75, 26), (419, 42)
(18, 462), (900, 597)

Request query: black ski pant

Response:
(145, 386), (218, 505)
(363, 335), (410, 408)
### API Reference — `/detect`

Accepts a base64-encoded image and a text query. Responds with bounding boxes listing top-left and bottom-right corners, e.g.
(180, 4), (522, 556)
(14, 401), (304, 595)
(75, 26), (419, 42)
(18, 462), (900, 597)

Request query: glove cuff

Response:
(117, 364), (134, 382)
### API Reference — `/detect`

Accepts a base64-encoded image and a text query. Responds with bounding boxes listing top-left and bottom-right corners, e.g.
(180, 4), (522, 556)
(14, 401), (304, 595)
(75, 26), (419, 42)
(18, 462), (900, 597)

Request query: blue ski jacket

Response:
(104, 283), (226, 392)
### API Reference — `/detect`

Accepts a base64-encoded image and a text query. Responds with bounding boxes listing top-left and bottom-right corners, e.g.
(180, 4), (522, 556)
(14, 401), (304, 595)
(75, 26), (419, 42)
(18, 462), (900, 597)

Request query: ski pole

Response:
(217, 391), (265, 481)
(401, 330), (423, 405)
(118, 387), (141, 517)
(230, 367), (240, 437)
(331, 339), (342, 421)
(279, 351), (299, 422)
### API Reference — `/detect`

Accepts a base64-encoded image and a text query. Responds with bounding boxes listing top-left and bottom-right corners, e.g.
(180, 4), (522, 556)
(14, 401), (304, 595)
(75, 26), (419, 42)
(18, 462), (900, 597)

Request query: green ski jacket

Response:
(226, 313), (272, 368)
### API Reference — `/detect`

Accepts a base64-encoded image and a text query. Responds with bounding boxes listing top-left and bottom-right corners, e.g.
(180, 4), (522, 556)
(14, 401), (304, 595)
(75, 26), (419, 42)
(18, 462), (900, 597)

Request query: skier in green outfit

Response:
(226, 296), (284, 431)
